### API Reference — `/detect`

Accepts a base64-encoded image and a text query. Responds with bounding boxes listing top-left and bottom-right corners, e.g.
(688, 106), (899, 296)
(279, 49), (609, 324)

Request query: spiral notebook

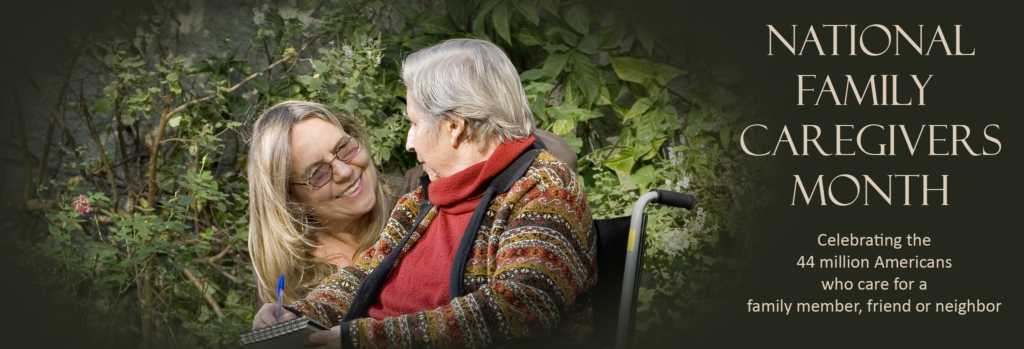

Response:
(239, 307), (329, 349)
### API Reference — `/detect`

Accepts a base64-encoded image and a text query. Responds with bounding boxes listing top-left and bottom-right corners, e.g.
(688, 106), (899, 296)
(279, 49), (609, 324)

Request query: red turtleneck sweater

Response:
(368, 136), (536, 319)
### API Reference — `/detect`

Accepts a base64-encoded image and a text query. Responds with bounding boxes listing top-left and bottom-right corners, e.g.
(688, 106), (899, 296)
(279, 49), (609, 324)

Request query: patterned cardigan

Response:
(291, 151), (597, 348)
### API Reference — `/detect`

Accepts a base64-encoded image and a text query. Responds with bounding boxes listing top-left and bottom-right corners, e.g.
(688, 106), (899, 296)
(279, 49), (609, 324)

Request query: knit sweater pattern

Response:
(291, 150), (597, 348)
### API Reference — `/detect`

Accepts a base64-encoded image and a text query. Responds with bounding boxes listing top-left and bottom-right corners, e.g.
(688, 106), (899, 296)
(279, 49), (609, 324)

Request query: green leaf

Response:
(703, 254), (718, 265)
(542, 44), (570, 53)
(653, 63), (687, 86)
(598, 85), (613, 105)
(624, 98), (651, 122)
(720, 126), (732, 150)
(448, 0), (467, 30)
(600, 23), (627, 49)
(103, 85), (117, 99)
(472, 7), (490, 38)
(512, 0), (540, 25)
(564, 5), (590, 34)
(538, 0), (559, 18)
(165, 72), (179, 82)
(630, 165), (655, 188)
(520, 69), (548, 81)
(403, 35), (440, 51)
(539, 52), (569, 79)
(393, 3), (420, 22)
(492, 1), (511, 44)
(715, 84), (740, 105)
(635, 120), (657, 142)
(298, 0), (320, 13)
(312, 60), (327, 74)
(642, 137), (665, 160)
(563, 79), (578, 106)
(635, 24), (654, 55)
(569, 51), (601, 108)
(515, 27), (544, 46)
(563, 135), (583, 153)
(478, 0), (502, 13)
(419, 11), (457, 35)
(92, 98), (112, 115)
(168, 115), (182, 128)
(576, 35), (601, 54)
(605, 149), (636, 175)
(557, 28), (579, 46)
(610, 57), (654, 85)
(551, 119), (575, 136)
(103, 54), (117, 66)
(298, 75), (322, 91)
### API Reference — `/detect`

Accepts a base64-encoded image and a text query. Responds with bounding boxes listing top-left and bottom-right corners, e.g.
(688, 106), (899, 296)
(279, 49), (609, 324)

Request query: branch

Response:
(14, 85), (32, 201)
(113, 96), (133, 193)
(181, 268), (224, 319)
(27, 78), (81, 158)
(191, 246), (231, 266)
(78, 93), (120, 206)
(35, 120), (55, 194)
(145, 31), (326, 204)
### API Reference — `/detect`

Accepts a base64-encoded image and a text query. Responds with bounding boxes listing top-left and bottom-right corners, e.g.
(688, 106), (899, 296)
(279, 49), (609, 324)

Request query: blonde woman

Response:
(246, 101), (395, 305)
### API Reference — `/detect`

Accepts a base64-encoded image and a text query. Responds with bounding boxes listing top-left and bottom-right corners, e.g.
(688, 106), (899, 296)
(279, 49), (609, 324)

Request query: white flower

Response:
(252, 4), (268, 25)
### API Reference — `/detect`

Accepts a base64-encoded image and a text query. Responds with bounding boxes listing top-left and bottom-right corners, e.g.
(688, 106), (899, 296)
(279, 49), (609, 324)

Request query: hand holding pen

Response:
(252, 275), (297, 330)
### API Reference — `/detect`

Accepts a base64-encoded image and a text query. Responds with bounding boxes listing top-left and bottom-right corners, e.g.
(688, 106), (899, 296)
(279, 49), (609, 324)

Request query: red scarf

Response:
(368, 135), (536, 318)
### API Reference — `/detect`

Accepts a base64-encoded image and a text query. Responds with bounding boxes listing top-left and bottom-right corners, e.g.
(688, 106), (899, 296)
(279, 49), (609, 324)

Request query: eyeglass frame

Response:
(289, 135), (361, 188)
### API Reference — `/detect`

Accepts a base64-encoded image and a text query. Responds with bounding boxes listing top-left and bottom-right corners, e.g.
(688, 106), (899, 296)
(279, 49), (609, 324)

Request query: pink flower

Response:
(73, 194), (90, 215)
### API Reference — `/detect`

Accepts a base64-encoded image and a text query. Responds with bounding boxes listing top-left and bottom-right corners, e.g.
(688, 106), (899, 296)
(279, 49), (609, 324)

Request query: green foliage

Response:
(18, 0), (764, 347)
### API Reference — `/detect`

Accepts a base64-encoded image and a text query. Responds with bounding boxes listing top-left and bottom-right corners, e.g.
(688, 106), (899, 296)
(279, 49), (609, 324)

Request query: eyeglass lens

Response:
(308, 137), (359, 187)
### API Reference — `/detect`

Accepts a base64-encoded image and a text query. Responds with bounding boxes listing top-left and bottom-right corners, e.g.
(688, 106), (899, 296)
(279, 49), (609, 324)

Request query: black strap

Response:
(449, 148), (541, 300)
(344, 148), (541, 320)
(343, 175), (434, 322)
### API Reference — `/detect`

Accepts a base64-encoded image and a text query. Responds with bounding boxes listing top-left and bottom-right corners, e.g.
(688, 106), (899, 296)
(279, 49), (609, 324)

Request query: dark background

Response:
(662, 1), (1021, 346)
(1, 0), (1019, 347)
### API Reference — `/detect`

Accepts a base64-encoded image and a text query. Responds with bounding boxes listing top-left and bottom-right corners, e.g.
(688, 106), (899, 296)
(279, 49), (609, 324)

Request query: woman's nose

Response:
(331, 157), (354, 183)
(405, 128), (415, 152)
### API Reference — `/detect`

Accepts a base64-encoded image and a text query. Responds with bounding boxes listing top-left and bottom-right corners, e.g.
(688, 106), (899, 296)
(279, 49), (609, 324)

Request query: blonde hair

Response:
(247, 101), (392, 304)
(402, 38), (534, 145)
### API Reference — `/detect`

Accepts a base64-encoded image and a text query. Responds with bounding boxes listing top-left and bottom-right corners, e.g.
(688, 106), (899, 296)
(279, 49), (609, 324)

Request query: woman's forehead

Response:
(293, 118), (347, 139)
(291, 119), (346, 162)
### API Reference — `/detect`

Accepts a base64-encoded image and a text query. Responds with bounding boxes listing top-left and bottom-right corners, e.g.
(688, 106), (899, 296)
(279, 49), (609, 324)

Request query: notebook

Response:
(239, 307), (329, 349)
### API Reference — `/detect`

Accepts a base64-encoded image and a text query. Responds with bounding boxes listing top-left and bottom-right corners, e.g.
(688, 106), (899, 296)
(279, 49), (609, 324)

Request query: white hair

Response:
(401, 39), (534, 145)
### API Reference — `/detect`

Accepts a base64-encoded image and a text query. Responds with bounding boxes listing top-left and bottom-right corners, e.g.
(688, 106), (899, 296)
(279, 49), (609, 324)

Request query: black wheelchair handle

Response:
(651, 189), (696, 210)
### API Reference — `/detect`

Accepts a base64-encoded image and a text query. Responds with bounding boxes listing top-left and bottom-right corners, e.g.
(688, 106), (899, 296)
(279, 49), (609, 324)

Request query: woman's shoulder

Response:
(524, 150), (582, 191)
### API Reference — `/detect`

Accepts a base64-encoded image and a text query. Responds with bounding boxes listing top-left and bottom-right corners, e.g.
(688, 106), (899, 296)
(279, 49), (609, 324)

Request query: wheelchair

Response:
(499, 189), (696, 349)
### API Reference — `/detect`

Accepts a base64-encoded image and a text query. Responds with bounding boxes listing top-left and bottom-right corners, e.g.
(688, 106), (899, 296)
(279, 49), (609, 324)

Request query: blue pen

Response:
(276, 275), (285, 322)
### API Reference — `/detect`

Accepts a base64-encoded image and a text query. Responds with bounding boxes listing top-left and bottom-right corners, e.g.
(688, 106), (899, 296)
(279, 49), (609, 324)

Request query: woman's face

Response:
(405, 95), (457, 181)
(289, 118), (376, 230)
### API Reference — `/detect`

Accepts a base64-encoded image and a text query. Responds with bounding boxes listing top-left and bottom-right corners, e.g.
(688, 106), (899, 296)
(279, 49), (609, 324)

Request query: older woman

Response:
(254, 39), (596, 349)
(246, 101), (397, 305)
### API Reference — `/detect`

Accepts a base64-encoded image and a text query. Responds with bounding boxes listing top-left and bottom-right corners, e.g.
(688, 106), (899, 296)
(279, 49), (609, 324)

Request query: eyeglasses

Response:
(290, 136), (361, 188)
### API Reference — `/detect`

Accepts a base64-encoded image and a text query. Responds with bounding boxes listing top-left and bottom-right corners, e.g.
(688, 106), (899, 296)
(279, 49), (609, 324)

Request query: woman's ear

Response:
(447, 116), (467, 148)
